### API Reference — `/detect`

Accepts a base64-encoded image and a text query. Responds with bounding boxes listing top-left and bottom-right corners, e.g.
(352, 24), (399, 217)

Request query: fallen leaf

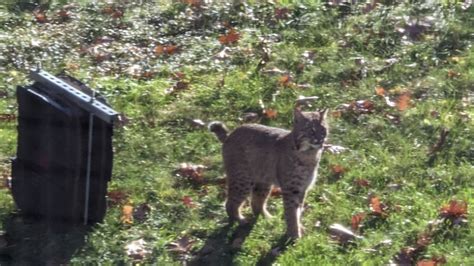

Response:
(375, 86), (386, 96)
(447, 70), (461, 79)
(331, 165), (346, 177)
(107, 190), (128, 206)
(121, 205), (134, 224)
(351, 212), (366, 231)
(219, 28), (240, 45)
(369, 196), (386, 216)
(133, 203), (151, 223)
(175, 163), (206, 183)
(165, 81), (189, 95)
(182, 196), (196, 208)
(329, 223), (363, 244)
(275, 7), (290, 20)
(353, 178), (370, 188)
(341, 100), (375, 115)
(181, 0), (202, 7)
(57, 9), (72, 20)
(396, 93), (412, 111)
(172, 71), (186, 80)
(417, 260), (437, 266)
(417, 256), (447, 266)
(263, 108), (278, 119)
(33, 9), (47, 23)
(270, 186), (282, 197)
(167, 236), (195, 253)
(358, 100), (375, 112)
(125, 239), (151, 261)
(331, 111), (342, 118)
(154, 44), (178, 55)
(278, 74), (291, 86)
(392, 247), (418, 265)
(439, 200), (468, 220)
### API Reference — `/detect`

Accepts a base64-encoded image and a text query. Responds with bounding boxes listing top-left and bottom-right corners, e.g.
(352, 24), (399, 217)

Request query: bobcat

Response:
(209, 108), (328, 239)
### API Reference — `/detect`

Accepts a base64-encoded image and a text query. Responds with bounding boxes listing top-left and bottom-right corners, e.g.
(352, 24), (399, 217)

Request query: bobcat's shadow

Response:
(188, 221), (255, 266)
(256, 235), (293, 266)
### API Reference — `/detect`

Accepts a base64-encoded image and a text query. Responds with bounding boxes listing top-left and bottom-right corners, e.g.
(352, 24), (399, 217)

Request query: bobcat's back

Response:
(222, 124), (290, 185)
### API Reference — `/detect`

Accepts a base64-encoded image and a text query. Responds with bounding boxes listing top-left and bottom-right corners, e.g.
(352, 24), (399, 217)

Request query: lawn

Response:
(0, 1), (473, 265)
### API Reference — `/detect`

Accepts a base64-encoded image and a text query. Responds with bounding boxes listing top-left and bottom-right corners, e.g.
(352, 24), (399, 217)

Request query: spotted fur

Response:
(211, 108), (328, 239)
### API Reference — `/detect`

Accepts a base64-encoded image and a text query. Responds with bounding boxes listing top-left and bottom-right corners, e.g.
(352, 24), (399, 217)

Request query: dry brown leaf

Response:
(218, 28), (240, 45)
(270, 186), (282, 197)
(396, 93), (412, 111)
(375, 86), (386, 96)
(107, 190), (128, 206)
(121, 205), (134, 224)
(439, 200), (468, 220)
(278, 75), (291, 86)
(331, 111), (342, 118)
(263, 108), (278, 119)
(33, 9), (47, 23)
(165, 81), (190, 95)
(331, 165), (346, 176)
(417, 256), (447, 266)
(353, 178), (370, 188)
(417, 260), (437, 266)
(369, 196), (386, 216)
(275, 7), (290, 20)
(447, 70), (461, 79)
(182, 196), (195, 208)
(175, 163), (206, 183)
(351, 212), (366, 231)
(181, 0), (202, 7)
(155, 44), (178, 55)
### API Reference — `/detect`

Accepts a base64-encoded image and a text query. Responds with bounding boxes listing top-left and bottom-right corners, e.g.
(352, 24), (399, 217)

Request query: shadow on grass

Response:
(0, 213), (88, 265)
(255, 235), (293, 266)
(188, 221), (255, 266)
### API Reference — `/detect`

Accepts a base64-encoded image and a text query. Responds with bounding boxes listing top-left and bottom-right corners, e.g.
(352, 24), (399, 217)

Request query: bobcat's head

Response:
(292, 108), (328, 152)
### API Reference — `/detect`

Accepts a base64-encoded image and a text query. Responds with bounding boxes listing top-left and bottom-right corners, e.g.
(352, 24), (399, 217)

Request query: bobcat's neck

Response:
(286, 132), (323, 160)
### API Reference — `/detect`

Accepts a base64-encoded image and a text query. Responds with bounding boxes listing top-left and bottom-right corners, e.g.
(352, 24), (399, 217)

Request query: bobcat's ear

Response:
(294, 107), (304, 122)
(319, 108), (329, 123)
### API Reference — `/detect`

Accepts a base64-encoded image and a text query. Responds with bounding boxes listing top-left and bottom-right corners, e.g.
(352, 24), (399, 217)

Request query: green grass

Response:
(0, 1), (473, 265)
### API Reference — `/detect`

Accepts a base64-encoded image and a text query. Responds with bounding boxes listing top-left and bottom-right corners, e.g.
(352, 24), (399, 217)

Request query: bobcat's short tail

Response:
(208, 121), (228, 143)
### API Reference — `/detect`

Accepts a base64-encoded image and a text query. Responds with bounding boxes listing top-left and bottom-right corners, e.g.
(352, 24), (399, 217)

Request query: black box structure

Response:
(11, 70), (118, 224)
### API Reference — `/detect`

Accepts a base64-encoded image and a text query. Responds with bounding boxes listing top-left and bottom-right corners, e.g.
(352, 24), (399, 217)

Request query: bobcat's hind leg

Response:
(251, 183), (273, 218)
(226, 176), (252, 225)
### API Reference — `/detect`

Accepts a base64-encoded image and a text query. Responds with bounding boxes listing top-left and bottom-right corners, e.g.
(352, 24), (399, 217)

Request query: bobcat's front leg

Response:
(282, 188), (306, 239)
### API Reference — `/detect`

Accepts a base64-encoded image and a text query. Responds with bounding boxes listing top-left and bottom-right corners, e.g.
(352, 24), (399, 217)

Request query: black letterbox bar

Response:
(29, 70), (118, 124)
